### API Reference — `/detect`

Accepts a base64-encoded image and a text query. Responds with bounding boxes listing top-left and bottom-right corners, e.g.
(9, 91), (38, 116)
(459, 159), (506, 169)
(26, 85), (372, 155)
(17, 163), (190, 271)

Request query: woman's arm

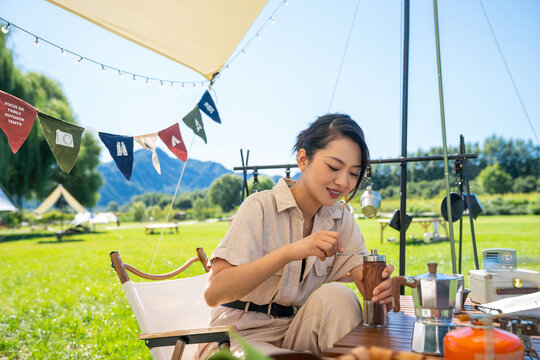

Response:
(204, 230), (341, 307)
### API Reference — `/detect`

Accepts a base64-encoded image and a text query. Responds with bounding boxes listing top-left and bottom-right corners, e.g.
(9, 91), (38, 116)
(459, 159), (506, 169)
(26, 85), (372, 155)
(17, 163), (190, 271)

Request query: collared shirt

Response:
(209, 178), (368, 307)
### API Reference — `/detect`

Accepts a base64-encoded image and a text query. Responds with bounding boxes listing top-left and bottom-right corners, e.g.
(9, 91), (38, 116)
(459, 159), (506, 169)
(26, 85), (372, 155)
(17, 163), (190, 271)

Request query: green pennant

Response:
(182, 105), (207, 143)
(38, 112), (84, 174)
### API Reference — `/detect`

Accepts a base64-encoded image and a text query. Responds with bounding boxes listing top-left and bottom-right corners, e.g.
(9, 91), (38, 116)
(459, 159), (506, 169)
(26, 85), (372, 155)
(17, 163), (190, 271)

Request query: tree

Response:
(107, 201), (119, 212)
(0, 33), (102, 207)
(477, 164), (512, 194)
(193, 198), (206, 220)
(209, 174), (242, 212)
(512, 176), (537, 194)
(132, 201), (146, 222)
(248, 175), (275, 192)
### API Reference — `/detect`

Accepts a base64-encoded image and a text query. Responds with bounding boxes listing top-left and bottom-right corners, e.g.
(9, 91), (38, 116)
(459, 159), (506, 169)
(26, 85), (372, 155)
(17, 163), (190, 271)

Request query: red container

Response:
(444, 322), (524, 359)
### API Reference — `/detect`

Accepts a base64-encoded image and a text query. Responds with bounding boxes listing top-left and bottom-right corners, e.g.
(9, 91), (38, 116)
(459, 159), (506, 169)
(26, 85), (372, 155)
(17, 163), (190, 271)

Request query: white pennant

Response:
(134, 133), (161, 174)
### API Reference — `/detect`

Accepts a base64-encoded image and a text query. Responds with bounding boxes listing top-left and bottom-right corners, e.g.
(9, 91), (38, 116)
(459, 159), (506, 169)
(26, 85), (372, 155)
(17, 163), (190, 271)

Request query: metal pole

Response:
(461, 135), (480, 269)
(399, 0), (411, 291)
(433, 0), (457, 273)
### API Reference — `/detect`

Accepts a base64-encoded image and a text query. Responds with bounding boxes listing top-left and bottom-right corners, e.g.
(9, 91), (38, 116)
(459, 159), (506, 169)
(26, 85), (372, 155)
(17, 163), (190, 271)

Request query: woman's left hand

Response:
(372, 264), (394, 309)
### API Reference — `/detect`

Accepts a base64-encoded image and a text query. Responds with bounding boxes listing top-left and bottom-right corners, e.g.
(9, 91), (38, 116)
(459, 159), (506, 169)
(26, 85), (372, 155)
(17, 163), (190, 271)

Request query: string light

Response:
(0, 0), (289, 88)
(160, 80), (164, 87)
(169, 81), (174, 89)
(132, 75), (137, 83)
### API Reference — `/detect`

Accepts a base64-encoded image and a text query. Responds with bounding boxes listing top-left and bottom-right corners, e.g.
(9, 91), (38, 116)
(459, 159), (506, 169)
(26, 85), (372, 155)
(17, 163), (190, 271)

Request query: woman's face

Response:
(300, 137), (362, 207)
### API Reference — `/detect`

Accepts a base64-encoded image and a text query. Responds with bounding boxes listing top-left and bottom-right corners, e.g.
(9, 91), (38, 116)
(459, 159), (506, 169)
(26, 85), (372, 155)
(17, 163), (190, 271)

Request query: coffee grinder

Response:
(362, 249), (387, 327)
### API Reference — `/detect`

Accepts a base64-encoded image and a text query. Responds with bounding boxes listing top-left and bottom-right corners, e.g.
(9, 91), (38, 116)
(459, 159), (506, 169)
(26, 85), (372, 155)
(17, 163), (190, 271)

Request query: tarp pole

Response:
(398, 0), (411, 292)
(433, 0), (457, 273)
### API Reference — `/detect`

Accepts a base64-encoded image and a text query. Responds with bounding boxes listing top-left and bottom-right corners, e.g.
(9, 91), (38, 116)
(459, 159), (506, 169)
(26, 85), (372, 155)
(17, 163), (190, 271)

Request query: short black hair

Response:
(293, 113), (370, 200)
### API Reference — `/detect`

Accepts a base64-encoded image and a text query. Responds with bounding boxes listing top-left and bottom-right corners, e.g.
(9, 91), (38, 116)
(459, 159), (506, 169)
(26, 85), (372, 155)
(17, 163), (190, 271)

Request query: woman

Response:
(197, 114), (394, 359)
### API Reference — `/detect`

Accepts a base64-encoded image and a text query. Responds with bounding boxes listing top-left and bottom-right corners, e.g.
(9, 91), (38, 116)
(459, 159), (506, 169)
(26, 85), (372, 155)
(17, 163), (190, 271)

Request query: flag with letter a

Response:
(0, 90), (38, 153)
(134, 133), (161, 174)
(38, 112), (84, 174)
(99, 132), (134, 180)
(182, 106), (207, 143)
(158, 123), (187, 161)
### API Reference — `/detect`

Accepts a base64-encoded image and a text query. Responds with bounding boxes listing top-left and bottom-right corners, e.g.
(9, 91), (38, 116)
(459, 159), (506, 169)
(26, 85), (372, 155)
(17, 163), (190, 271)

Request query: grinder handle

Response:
(392, 276), (418, 312)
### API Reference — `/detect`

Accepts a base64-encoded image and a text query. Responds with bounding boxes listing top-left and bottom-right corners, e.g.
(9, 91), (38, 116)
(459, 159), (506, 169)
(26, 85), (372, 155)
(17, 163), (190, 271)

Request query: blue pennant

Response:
(99, 132), (134, 181)
(197, 90), (221, 124)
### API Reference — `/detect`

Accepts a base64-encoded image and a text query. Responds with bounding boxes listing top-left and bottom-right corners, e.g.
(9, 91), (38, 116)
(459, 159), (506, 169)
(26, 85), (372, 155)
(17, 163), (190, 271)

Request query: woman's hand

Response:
(372, 264), (395, 310)
(287, 230), (344, 261)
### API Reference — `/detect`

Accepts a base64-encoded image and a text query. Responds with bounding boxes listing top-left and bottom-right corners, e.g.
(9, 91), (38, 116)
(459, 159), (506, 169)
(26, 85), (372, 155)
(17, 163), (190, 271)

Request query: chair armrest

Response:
(138, 326), (234, 348)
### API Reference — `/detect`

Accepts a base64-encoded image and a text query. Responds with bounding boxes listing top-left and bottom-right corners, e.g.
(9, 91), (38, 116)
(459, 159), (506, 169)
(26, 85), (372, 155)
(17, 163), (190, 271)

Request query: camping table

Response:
(377, 218), (448, 243)
(323, 295), (540, 359)
(145, 223), (179, 234)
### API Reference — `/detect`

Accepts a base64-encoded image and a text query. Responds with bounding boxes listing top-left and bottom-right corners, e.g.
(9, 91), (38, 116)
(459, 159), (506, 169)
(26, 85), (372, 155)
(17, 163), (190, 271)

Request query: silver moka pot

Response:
(391, 262), (460, 356)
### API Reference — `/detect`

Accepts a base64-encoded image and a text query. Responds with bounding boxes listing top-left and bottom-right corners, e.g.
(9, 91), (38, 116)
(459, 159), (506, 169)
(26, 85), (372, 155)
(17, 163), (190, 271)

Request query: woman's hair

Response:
(293, 113), (370, 200)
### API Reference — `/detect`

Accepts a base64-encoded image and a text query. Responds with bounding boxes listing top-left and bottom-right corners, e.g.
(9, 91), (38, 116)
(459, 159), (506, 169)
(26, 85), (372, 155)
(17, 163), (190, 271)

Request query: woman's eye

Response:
(350, 172), (359, 177)
(327, 164), (338, 171)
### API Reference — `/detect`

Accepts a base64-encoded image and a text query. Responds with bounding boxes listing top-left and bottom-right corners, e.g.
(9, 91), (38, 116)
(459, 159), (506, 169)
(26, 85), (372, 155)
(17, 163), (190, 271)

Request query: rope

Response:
(478, 0), (539, 147)
(327, 0), (361, 112)
(149, 134), (196, 272)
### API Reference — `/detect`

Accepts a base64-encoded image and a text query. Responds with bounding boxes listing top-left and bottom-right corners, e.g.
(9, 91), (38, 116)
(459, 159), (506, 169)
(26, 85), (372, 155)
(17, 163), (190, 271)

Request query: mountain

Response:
(97, 148), (233, 208)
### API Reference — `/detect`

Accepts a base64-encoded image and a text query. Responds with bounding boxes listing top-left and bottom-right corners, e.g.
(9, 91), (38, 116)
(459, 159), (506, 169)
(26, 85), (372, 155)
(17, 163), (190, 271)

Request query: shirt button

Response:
(326, 266), (332, 274)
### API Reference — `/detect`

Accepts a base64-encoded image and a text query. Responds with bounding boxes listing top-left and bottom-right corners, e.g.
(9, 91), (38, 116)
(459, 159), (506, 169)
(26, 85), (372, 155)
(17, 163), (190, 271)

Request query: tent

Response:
(0, 185), (17, 212)
(46, 0), (268, 80)
(35, 184), (85, 215)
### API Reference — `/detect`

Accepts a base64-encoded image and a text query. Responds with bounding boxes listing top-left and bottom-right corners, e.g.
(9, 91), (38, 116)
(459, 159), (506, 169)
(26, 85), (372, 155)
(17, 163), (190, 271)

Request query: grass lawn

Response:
(0, 215), (539, 359)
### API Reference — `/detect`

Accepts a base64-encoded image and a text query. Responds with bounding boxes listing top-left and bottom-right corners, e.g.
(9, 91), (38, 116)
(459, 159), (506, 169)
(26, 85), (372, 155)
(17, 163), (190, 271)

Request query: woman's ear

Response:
(296, 149), (307, 171)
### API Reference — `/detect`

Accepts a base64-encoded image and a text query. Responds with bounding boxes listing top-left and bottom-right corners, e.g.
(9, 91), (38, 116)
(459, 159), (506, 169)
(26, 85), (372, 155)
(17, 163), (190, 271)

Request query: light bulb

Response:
(132, 75), (136, 83)
(34, 37), (40, 47)
(242, 49), (247, 56)
(76, 56), (83, 64)
(160, 81), (164, 87)
(61, 48), (66, 56)
(101, 65), (106, 72)
(118, 70), (123, 77)
(284, 0), (289, 5)
(145, 78), (149, 86)
(256, 33), (262, 40)
(1, 24), (10, 34)
(169, 81), (174, 89)
(181, 82), (185, 90)
(270, 17), (275, 24)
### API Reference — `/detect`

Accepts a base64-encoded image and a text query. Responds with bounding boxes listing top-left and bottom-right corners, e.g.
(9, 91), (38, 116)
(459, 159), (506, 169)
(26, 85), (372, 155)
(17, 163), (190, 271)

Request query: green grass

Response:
(1, 215), (539, 359)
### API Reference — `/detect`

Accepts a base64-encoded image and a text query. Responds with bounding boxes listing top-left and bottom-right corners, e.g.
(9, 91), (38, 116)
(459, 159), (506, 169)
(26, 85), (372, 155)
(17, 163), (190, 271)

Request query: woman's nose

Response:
(335, 170), (348, 188)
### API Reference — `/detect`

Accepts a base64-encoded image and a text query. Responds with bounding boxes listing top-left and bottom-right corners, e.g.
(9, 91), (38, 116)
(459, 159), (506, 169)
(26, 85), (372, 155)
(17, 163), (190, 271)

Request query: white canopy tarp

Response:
(35, 184), (85, 215)
(47, 0), (268, 80)
(0, 185), (17, 212)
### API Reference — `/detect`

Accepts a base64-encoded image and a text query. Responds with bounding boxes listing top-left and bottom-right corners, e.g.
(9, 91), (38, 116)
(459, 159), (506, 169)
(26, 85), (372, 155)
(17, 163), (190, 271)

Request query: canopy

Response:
(0, 185), (17, 212)
(35, 184), (85, 215)
(47, 0), (268, 80)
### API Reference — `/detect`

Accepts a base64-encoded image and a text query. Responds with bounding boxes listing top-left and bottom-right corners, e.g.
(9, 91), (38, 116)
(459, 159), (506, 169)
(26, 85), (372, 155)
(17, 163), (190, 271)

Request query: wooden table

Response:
(145, 223), (179, 234)
(377, 218), (448, 243)
(324, 295), (540, 359)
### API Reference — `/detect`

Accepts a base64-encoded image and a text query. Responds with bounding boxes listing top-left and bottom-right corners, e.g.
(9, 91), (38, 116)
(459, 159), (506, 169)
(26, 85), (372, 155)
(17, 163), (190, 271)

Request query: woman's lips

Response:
(327, 188), (342, 198)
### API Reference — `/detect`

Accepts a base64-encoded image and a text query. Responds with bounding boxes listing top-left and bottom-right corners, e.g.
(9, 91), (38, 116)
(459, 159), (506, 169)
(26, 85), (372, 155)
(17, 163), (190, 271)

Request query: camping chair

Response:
(110, 248), (232, 360)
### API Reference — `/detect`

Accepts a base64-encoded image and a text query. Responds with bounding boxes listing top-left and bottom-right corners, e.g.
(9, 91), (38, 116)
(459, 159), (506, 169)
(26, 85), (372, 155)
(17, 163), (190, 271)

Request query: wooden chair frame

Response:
(110, 248), (232, 360)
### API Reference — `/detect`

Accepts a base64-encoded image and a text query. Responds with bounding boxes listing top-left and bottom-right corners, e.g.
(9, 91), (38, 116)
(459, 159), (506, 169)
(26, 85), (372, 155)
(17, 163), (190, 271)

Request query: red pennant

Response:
(158, 123), (187, 161)
(0, 90), (38, 153)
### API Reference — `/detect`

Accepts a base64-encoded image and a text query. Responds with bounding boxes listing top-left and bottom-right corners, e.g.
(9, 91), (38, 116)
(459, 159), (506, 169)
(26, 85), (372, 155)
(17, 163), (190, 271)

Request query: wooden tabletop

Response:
(323, 295), (540, 359)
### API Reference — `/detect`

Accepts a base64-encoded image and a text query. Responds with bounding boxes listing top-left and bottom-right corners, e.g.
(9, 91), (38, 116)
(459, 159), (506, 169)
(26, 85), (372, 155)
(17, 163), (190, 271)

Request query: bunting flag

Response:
(134, 133), (161, 174)
(99, 132), (134, 180)
(182, 106), (207, 144)
(38, 112), (84, 174)
(158, 123), (188, 161)
(0, 90), (38, 154)
(198, 90), (221, 124)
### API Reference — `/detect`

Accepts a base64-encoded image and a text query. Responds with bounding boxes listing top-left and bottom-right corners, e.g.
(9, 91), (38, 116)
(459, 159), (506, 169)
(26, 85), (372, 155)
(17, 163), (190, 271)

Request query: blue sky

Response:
(1, 0), (538, 176)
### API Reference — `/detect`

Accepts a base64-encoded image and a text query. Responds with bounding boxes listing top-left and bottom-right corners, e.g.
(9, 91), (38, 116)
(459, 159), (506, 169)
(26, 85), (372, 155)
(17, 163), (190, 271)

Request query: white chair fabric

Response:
(123, 273), (210, 360)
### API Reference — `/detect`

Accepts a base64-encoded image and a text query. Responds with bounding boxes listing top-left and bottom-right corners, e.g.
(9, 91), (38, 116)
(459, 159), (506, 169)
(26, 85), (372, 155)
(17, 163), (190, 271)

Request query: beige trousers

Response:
(197, 283), (362, 359)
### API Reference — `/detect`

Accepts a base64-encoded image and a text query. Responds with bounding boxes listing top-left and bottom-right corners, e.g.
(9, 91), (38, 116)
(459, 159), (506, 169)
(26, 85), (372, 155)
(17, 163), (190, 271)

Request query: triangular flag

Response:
(134, 133), (161, 174)
(158, 123), (187, 161)
(197, 90), (221, 124)
(99, 132), (134, 181)
(182, 106), (207, 144)
(0, 90), (38, 153)
(38, 112), (84, 174)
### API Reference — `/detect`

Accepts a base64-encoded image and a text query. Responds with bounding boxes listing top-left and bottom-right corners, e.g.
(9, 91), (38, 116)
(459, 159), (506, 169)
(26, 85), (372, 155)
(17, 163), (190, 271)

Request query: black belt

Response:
(222, 300), (298, 318)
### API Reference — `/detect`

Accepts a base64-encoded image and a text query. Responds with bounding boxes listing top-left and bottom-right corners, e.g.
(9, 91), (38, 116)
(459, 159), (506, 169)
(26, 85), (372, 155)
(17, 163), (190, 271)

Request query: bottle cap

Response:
(363, 249), (386, 262)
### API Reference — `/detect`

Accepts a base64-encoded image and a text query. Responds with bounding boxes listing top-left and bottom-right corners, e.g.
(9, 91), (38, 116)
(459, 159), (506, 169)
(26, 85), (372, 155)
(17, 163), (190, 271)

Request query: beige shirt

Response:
(210, 178), (368, 307)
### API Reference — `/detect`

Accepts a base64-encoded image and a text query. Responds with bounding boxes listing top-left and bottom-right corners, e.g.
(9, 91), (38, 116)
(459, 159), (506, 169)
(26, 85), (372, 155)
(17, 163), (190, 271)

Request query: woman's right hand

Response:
(288, 230), (343, 261)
